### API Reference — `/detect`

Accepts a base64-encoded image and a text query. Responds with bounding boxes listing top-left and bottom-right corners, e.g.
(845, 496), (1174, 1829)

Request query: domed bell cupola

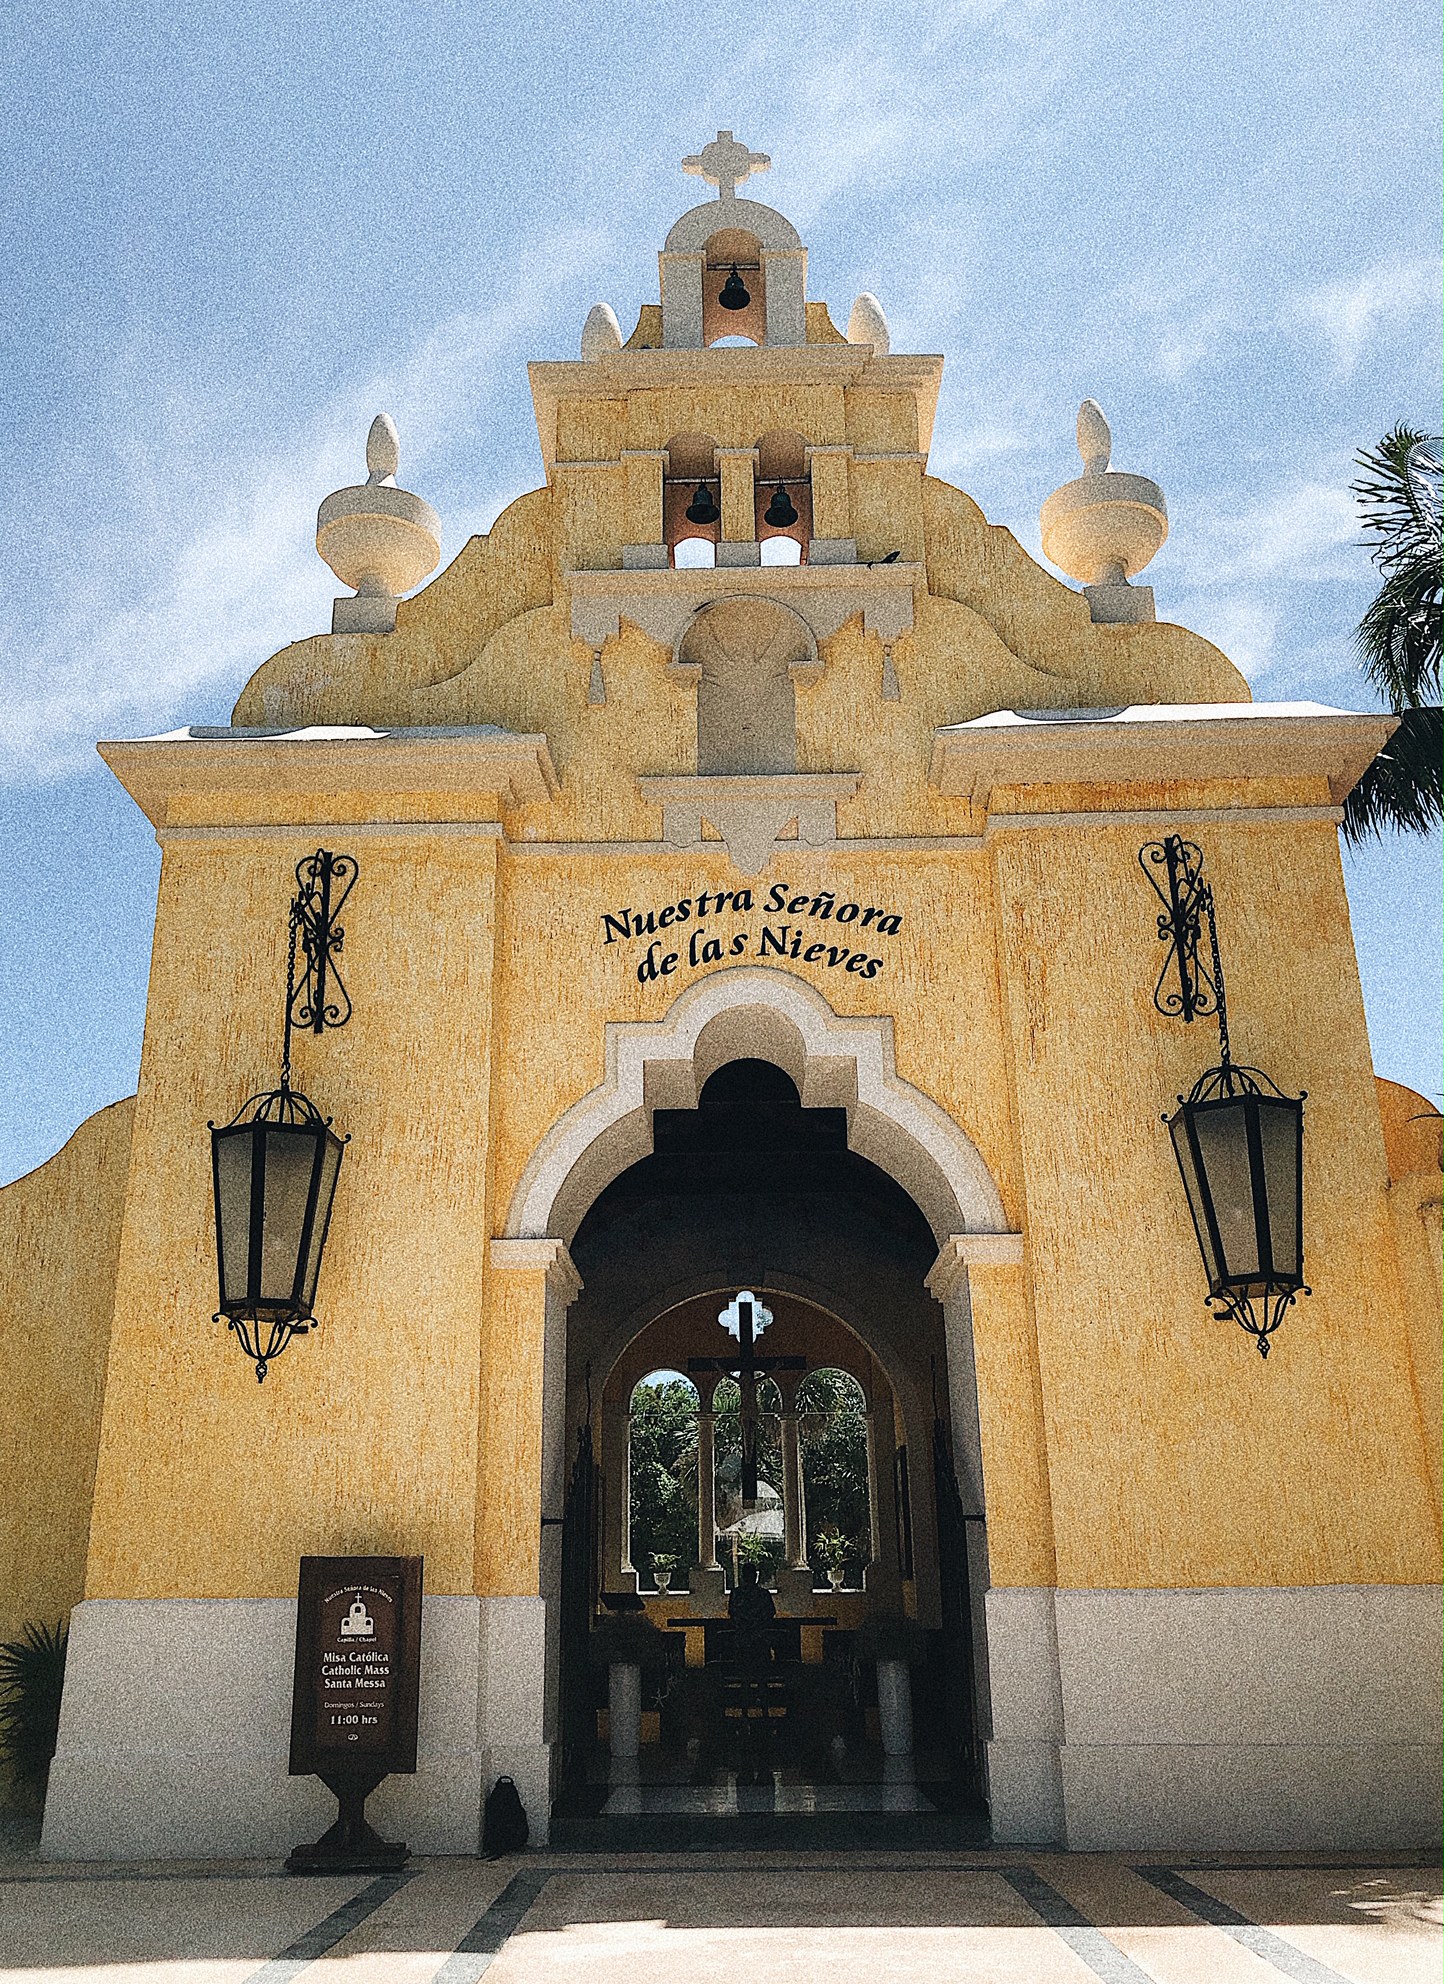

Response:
(659, 130), (808, 351)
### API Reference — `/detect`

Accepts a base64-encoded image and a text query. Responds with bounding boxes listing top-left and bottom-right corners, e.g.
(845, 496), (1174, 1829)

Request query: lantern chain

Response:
(280, 902), (301, 1094)
(1202, 871), (1232, 1073)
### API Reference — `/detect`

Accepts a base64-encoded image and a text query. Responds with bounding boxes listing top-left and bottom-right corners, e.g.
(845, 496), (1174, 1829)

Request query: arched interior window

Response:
(755, 428), (812, 562)
(713, 1373), (784, 1588)
(663, 431), (720, 567)
(702, 228), (766, 347)
(797, 1367), (870, 1589)
(628, 1370), (699, 1590)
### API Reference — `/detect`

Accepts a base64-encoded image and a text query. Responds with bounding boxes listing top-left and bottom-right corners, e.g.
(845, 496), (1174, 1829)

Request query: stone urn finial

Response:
(316, 413), (442, 634)
(1039, 400), (1168, 624)
(581, 302), (623, 360)
(1076, 398), (1111, 475)
(847, 293), (890, 355)
(366, 412), (401, 484)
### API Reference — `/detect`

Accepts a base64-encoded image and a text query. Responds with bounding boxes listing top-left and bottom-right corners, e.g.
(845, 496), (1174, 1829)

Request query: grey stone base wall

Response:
(985, 1583), (1443, 1850)
(41, 1594), (552, 1861)
(41, 1582), (1442, 1858)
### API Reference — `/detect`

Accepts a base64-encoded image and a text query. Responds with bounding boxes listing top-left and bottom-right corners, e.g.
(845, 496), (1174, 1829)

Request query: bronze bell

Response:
(764, 482), (798, 529)
(685, 481), (721, 526)
(718, 264), (750, 310)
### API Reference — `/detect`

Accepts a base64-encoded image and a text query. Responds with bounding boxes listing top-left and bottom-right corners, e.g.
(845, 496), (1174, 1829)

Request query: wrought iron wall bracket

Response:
(288, 850), (358, 1043)
(1138, 836), (1222, 1028)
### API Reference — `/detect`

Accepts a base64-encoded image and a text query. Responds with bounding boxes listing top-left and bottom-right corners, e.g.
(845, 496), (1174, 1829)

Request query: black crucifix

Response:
(690, 1292), (805, 1510)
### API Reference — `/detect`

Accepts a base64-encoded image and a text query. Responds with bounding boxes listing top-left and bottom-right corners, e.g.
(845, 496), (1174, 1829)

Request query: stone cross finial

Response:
(682, 129), (770, 200)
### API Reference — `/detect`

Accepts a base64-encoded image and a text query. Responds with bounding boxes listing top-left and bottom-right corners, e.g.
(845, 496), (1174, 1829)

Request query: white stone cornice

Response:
(929, 704), (1396, 808)
(927, 1231), (1026, 1301)
(99, 725), (560, 826)
(982, 804), (1345, 839)
(529, 350), (944, 469)
(488, 1237), (583, 1305)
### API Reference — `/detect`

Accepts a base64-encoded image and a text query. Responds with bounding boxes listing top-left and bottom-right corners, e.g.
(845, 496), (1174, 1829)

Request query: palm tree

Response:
(1343, 426), (1442, 842)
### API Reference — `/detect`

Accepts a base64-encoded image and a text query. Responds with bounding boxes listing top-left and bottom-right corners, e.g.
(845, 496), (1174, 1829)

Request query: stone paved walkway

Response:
(0, 1849), (1436, 1983)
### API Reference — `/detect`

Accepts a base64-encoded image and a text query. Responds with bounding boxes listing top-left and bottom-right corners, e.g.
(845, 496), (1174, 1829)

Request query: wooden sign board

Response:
(288, 1556), (423, 1779)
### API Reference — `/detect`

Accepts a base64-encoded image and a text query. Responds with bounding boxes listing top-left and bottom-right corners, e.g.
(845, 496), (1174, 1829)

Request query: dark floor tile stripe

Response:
(1136, 1866), (1356, 1984)
(430, 1869), (553, 1984)
(243, 1869), (418, 1982)
(999, 1866), (1156, 1984)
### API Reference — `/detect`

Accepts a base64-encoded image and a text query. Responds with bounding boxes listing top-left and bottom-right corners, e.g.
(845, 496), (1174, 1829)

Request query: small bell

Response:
(763, 482), (798, 529)
(685, 481), (721, 526)
(718, 264), (750, 310)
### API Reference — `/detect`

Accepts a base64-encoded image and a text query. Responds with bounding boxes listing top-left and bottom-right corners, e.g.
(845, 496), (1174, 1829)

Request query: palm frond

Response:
(1343, 705), (1444, 843)
(0, 1620), (68, 1801)
(1356, 538), (1443, 707)
(1353, 425), (1434, 555)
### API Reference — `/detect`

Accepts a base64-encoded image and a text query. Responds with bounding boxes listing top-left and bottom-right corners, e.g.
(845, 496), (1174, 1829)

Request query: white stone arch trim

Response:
(664, 198), (803, 253)
(670, 594), (820, 681)
(502, 965), (1013, 1245)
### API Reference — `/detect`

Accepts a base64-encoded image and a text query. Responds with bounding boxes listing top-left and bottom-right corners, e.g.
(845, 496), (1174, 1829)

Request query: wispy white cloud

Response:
(1177, 479), (1359, 588)
(1289, 256), (1441, 377)
(1166, 474), (1367, 686)
(0, 229), (611, 783)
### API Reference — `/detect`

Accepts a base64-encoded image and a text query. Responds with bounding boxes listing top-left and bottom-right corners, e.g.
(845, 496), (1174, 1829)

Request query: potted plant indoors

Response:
(650, 1553), (677, 1594)
(813, 1528), (851, 1591)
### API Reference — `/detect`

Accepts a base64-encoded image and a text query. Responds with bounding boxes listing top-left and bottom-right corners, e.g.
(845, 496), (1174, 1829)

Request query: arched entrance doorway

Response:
(552, 1053), (988, 1831)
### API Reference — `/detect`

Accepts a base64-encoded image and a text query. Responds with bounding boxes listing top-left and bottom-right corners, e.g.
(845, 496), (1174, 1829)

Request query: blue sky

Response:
(0, 0), (1438, 1183)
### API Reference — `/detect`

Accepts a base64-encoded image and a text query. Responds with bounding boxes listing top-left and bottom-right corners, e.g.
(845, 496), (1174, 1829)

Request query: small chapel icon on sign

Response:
(339, 1597), (375, 1640)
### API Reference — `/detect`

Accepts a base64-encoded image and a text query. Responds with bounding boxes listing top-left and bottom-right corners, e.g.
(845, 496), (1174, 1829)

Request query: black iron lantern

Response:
(1142, 836), (1309, 1357)
(718, 263), (750, 310)
(763, 481), (798, 529)
(684, 480), (720, 526)
(209, 850), (356, 1381)
(212, 1086), (346, 1380)
(1167, 1063), (1306, 1357)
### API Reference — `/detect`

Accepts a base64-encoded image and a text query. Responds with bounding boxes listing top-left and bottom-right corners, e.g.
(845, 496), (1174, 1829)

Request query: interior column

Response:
(780, 1401), (807, 1570)
(696, 1402), (720, 1570)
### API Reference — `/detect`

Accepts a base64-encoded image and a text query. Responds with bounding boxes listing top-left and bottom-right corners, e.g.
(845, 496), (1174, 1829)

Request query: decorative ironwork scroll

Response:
(1138, 835), (1223, 1028)
(288, 850), (358, 1043)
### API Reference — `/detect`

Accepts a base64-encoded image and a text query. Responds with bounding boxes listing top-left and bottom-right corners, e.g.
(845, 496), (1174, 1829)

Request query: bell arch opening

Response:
(663, 433), (720, 566)
(755, 428), (812, 559)
(701, 227), (767, 347)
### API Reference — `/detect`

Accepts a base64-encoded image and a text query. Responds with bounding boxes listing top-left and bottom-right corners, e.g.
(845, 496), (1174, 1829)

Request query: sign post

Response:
(286, 1555), (423, 1874)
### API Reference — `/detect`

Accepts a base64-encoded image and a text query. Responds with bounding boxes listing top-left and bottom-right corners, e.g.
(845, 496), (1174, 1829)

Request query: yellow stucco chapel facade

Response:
(3, 133), (1439, 1858)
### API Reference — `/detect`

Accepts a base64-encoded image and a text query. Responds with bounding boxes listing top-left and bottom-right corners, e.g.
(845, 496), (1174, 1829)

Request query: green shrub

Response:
(0, 1621), (67, 1803)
